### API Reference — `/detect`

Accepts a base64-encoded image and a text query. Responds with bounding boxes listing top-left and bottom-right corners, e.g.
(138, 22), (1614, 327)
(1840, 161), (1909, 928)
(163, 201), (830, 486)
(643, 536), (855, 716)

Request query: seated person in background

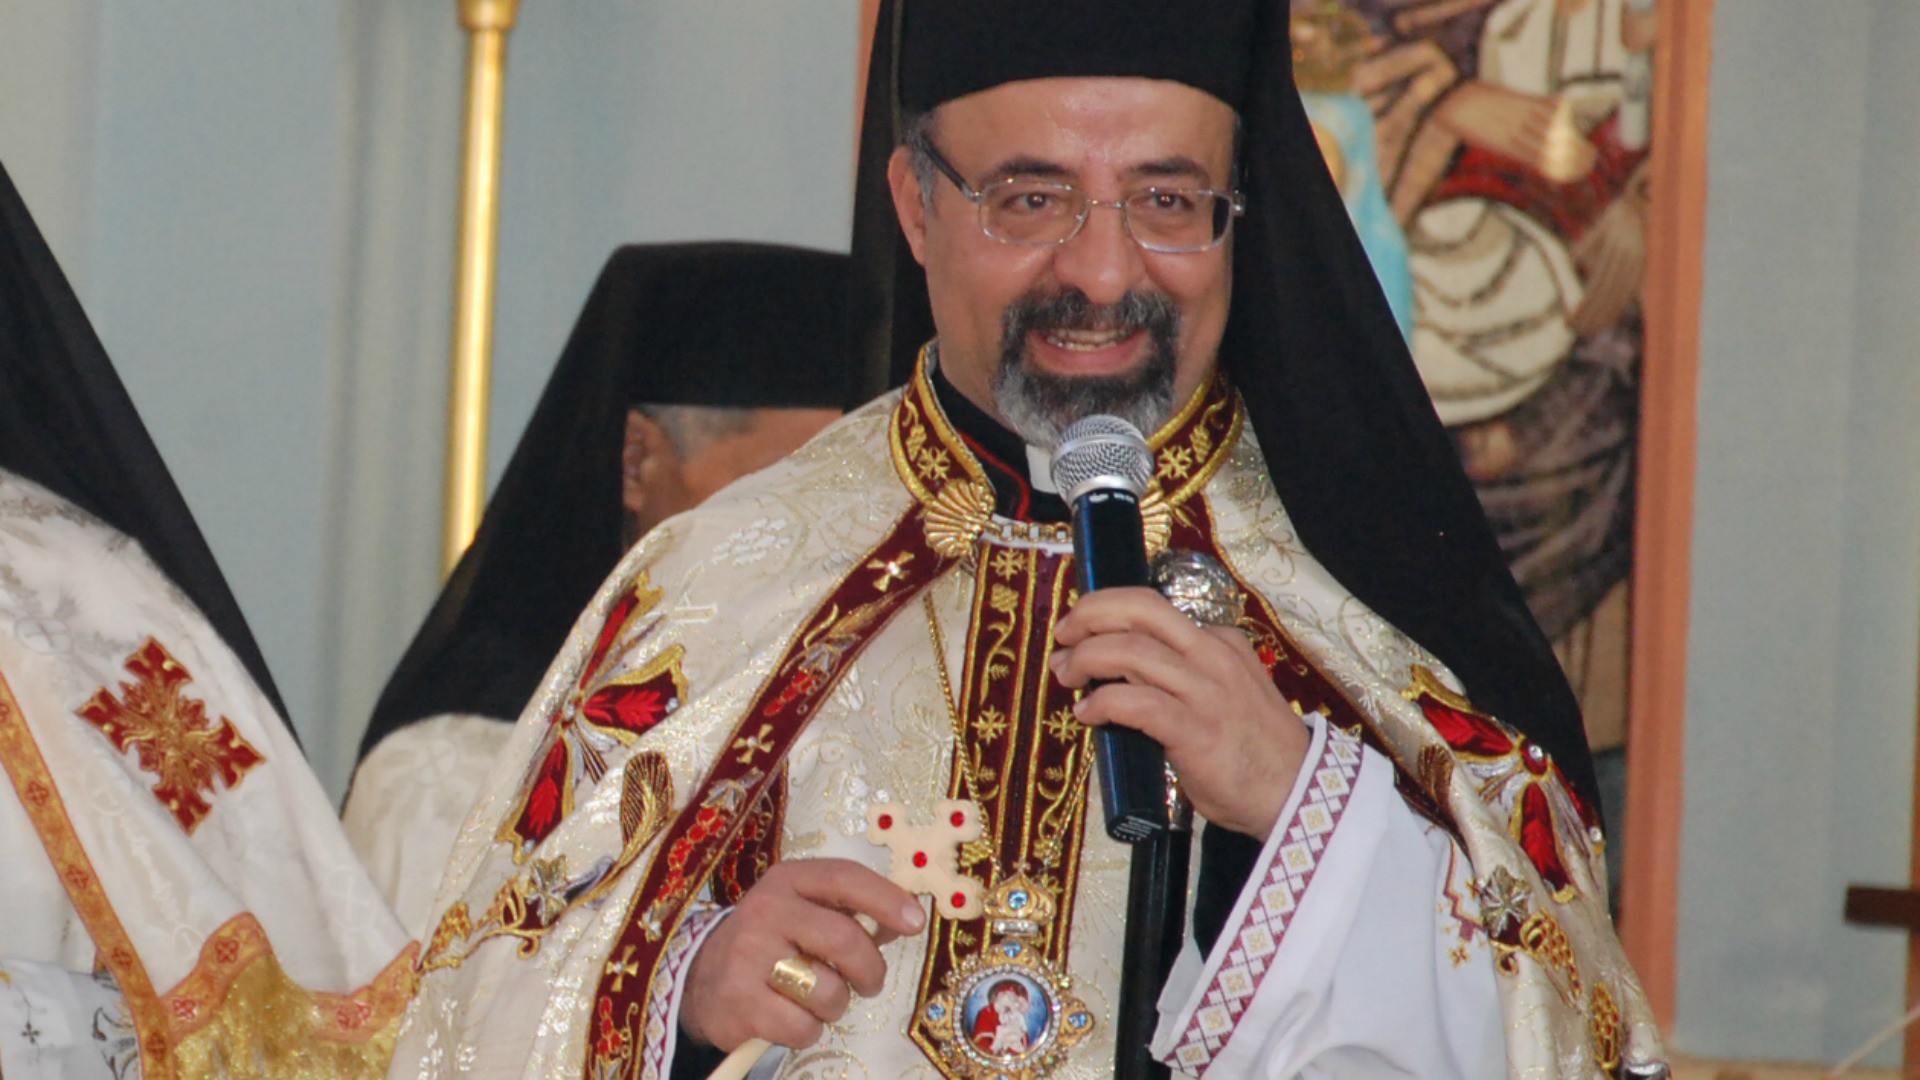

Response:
(344, 243), (847, 936)
(0, 159), (411, 1079)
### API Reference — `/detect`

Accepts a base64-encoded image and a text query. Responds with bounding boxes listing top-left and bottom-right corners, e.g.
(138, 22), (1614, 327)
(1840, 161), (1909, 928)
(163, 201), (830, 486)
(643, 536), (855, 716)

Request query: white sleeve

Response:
(1152, 716), (1505, 1079)
(0, 958), (142, 1080)
(342, 714), (516, 939)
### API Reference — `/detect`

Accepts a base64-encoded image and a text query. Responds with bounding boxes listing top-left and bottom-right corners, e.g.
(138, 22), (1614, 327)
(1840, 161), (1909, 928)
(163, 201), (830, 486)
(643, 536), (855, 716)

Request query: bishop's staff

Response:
(441, 0), (522, 573)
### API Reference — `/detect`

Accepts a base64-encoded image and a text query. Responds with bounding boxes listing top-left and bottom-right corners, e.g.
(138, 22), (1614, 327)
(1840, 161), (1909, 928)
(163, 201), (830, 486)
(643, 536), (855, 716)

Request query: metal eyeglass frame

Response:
(920, 141), (1246, 254)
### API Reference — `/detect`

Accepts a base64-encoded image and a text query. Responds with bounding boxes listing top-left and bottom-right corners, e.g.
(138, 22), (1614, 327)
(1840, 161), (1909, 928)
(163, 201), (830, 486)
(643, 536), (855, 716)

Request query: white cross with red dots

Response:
(865, 799), (984, 920)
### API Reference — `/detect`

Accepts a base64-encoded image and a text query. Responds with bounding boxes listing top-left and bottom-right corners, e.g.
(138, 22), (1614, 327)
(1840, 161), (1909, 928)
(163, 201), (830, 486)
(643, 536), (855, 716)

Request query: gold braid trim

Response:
(167, 914), (418, 1079)
(0, 662), (178, 1079)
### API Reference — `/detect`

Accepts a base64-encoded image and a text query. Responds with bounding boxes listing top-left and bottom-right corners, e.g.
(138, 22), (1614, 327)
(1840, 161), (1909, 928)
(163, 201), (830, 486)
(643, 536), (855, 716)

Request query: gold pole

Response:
(441, 0), (522, 574)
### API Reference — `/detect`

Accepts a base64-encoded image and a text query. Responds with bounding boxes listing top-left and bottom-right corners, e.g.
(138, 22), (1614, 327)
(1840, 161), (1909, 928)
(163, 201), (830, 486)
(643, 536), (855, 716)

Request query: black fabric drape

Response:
(0, 159), (289, 723)
(360, 242), (849, 760)
(848, 0), (1598, 810)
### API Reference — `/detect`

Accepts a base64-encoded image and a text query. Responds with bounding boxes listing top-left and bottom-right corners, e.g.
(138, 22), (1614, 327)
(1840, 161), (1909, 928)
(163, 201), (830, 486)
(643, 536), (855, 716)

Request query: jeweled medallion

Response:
(916, 936), (1093, 1080)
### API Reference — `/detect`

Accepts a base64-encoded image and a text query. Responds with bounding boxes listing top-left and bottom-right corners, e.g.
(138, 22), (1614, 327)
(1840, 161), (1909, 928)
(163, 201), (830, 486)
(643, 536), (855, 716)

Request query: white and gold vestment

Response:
(391, 358), (1663, 1079)
(0, 468), (415, 1079)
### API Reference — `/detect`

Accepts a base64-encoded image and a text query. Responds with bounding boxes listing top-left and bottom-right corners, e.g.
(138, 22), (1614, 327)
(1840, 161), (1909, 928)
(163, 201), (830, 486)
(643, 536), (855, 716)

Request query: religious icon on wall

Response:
(1291, 0), (1658, 900)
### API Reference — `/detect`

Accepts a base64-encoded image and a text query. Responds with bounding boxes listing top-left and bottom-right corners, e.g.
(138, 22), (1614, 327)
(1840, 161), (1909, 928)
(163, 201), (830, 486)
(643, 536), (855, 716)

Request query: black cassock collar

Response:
(929, 365), (1070, 525)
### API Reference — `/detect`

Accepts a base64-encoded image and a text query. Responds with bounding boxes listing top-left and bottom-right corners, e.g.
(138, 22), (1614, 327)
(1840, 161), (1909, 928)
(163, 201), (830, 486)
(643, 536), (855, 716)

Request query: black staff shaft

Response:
(1114, 827), (1190, 1080)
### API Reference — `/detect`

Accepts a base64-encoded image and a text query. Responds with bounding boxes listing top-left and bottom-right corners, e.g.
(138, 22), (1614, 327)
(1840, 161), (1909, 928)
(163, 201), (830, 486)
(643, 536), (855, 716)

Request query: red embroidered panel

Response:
(1409, 681), (1596, 902)
(75, 638), (265, 834)
(499, 574), (688, 860)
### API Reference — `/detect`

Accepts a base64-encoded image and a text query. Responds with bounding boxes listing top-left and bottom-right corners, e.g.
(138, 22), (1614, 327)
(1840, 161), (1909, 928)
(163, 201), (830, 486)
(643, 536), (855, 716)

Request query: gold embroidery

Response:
(1416, 744), (1455, 807)
(917, 446), (955, 483)
(913, 554), (1097, 1078)
(604, 945), (642, 994)
(978, 581), (1022, 699)
(1403, 662), (1480, 716)
(0, 665), (177, 1079)
(1588, 982), (1623, 1071)
(619, 750), (674, 852)
(1139, 485), (1173, 559)
(730, 723), (776, 764)
(926, 479), (997, 561)
(496, 573), (687, 861)
(431, 752), (678, 973)
(75, 638), (264, 834)
(1518, 910), (1582, 996)
(165, 914), (416, 1079)
(1476, 866), (1531, 942)
(972, 707), (1009, 741)
(422, 902), (472, 970)
(890, 345), (1244, 566)
(869, 552), (918, 592)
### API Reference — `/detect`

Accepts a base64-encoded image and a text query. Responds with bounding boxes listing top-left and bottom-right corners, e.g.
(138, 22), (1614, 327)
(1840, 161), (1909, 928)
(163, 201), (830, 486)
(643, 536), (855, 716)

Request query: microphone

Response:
(1050, 415), (1165, 844)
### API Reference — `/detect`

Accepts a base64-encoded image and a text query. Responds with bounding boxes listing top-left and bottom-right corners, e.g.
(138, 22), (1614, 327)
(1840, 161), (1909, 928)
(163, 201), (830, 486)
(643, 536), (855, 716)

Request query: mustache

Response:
(990, 287), (1183, 448)
(1002, 288), (1179, 340)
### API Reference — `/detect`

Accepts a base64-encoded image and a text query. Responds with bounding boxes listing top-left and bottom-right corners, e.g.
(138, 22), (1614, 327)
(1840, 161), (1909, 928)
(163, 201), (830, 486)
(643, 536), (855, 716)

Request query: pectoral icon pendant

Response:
(868, 800), (1094, 1079)
(913, 874), (1093, 1080)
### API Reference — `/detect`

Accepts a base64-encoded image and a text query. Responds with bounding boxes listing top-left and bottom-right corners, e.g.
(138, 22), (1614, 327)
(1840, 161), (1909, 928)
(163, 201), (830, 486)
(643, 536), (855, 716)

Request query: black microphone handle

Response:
(1069, 488), (1167, 844)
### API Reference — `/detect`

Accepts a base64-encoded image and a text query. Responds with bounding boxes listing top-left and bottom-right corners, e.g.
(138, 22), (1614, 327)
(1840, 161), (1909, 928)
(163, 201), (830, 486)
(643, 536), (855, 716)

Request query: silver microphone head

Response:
(1049, 415), (1154, 502)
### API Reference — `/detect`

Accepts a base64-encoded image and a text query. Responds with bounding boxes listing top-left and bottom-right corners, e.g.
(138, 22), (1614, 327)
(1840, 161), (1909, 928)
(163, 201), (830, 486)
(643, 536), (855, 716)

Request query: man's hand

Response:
(679, 859), (926, 1052)
(1050, 588), (1311, 840)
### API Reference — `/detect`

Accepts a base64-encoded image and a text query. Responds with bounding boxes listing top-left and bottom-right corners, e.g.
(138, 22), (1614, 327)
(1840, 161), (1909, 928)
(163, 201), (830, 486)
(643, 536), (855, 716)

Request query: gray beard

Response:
(993, 353), (1177, 449)
(989, 288), (1182, 448)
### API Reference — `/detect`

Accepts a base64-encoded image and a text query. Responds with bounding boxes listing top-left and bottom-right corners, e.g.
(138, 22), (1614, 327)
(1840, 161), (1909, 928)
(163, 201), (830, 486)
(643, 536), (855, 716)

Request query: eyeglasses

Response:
(921, 142), (1245, 254)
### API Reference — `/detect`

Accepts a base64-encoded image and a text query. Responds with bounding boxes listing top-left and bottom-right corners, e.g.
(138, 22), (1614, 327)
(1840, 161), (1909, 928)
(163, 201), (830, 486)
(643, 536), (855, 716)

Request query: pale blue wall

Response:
(81, 2), (347, 737)
(1677, 0), (1920, 1066)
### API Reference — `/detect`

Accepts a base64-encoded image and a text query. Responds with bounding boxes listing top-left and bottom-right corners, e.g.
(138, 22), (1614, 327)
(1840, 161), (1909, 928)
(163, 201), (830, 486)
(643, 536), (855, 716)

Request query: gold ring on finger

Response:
(768, 955), (818, 1004)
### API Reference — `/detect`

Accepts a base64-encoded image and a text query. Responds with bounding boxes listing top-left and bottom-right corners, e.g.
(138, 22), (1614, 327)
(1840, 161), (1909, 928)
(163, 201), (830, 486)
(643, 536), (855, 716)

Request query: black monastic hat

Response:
(0, 159), (290, 723)
(849, 0), (1600, 808)
(360, 242), (849, 759)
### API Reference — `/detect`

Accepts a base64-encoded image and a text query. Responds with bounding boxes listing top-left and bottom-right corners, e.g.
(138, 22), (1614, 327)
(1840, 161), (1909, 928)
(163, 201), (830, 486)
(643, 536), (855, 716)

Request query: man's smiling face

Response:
(888, 76), (1238, 444)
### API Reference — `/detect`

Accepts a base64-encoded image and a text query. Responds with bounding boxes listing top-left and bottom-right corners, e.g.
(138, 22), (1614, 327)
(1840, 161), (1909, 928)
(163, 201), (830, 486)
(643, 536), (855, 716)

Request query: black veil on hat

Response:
(360, 242), (849, 760)
(0, 159), (289, 722)
(848, 0), (1599, 809)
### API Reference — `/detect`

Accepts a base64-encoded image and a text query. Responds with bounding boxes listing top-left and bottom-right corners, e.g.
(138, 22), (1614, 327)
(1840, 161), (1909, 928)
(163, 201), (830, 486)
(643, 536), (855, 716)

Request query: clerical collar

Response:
(929, 366), (1070, 524)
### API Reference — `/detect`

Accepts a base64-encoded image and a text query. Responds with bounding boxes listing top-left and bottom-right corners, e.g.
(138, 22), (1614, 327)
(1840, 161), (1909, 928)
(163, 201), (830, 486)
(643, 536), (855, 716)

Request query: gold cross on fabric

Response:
(731, 724), (776, 764)
(604, 945), (640, 992)
(867, 553), (916, 592)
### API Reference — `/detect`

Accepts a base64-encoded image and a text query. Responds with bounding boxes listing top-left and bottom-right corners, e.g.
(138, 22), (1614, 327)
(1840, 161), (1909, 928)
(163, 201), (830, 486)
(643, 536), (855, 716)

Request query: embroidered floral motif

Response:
(1475, 864), (1589, 1005)
(75, 638), (264, 834)
(498, 573), (687, 860)
(711, 516), (791, 565)
(1405, 664), (1595, 901)
(429, 751), (682, 974)
(1475, 865), (1531, 941)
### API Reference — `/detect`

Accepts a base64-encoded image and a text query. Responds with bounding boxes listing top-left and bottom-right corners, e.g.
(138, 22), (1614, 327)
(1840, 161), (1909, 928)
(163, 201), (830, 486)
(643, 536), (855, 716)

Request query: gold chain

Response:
(921, 591), (1094, 872)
